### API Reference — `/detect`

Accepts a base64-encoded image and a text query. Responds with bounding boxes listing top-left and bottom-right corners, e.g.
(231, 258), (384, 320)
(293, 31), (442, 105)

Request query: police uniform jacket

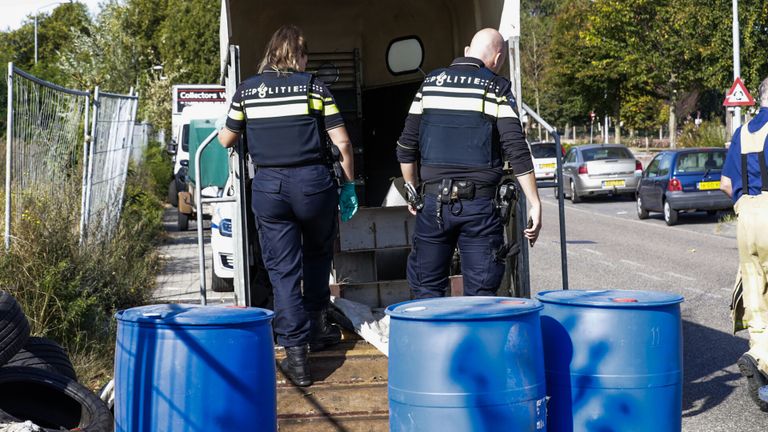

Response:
(396, 57), (533, 186)
(225, 70), (344, 166)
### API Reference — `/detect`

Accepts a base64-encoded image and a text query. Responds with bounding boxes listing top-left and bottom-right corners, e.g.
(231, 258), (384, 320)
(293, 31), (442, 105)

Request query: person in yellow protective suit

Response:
(721, 77), (768, 411)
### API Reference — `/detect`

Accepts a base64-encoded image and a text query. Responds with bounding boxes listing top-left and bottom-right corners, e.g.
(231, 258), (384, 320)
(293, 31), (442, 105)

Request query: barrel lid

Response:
(385, 296), (542, 321)
(536, 290), (683, 307)
(115, 304), (273, 326)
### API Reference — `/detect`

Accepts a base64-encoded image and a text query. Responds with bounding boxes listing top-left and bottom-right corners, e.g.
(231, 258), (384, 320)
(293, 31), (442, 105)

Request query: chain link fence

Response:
(3, 63), (141, 248)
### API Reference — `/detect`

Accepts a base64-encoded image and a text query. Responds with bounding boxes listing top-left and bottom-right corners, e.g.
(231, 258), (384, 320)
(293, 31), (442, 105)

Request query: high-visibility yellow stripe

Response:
(228, 109), (245, 121)
(309, 98), (323, 111)
(324, 103), (340, 116)
(309, 92), (324, 100)
(245, 103), (309, 119)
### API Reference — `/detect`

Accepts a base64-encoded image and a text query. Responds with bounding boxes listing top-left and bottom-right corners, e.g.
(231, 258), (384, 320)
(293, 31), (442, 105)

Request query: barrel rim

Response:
(536, 289), (683, 308)
(115, 304), (274, 326)
(385, 296), (543, 321)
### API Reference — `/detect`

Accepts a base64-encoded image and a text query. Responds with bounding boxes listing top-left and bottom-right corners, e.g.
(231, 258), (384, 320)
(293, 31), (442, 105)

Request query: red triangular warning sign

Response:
(723, 77), (755, 107)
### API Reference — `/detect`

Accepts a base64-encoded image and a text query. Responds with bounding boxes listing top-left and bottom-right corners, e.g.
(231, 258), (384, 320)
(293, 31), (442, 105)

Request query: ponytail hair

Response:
(258, 25), (308, 73)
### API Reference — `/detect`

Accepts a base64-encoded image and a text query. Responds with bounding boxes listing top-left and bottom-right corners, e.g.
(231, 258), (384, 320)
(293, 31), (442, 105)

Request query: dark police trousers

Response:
(407, 195), (506, 298)
(251, 165), (337, 347)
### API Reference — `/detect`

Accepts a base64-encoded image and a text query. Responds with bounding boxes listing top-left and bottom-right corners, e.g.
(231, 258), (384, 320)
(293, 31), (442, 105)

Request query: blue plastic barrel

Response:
(386, 297), (548, 432)
(536, 290), (684, 432)
(114, 304), (276, 432)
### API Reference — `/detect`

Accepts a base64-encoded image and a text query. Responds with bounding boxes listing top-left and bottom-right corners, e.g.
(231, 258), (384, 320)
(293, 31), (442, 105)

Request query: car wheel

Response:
(177, 209), (189, 231)
(570, 180), (582, 203)
(211, 256), (234, 293)
(636, 195), (649, 220)
(663, 200), (678, 226)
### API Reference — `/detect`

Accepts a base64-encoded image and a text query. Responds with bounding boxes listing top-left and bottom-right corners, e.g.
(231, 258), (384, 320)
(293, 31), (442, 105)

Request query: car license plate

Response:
(602, 179), (625, 188)
(539, 163), (556, 169)
(698, 181), (720, 190)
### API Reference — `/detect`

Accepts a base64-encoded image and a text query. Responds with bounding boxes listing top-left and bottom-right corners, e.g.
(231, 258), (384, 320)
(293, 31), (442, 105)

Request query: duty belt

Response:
(421, 181), (497, 199)
(422, 179), (496, 230)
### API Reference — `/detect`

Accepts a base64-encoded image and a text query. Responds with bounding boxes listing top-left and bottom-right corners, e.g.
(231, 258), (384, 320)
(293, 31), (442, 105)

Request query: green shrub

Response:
(678, 120), (727, 148)
(143, 142), (173, 200)
(0, 145), (166, 388)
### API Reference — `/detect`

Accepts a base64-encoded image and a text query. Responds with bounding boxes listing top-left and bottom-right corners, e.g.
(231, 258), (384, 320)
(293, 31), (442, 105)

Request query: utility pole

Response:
(34, 1), (72, 64)
(732, 0), (742, 133)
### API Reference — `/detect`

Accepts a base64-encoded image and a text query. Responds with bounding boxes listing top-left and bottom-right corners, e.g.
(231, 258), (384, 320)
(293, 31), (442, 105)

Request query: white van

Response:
(168, 85), (226, 206)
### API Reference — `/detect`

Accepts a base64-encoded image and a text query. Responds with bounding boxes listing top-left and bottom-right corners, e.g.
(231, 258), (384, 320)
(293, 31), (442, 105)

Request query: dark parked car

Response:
(636, 148), (732, 225)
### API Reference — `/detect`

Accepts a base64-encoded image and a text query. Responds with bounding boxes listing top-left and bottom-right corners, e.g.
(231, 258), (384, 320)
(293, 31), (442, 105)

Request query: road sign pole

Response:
(732, 0), (741, 133)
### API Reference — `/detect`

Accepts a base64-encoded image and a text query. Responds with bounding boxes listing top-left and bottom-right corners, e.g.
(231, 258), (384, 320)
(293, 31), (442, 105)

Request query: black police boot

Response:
(280, 345), (312, 387)
(309, 309), (341, 352)
(737, 353), (768, 411)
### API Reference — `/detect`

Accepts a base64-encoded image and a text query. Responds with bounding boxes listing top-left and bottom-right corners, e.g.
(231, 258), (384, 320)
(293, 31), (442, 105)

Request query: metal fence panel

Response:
(83, 88), (138, 241)
(131, 122), (152, 165)
(4, 63), (90, 248)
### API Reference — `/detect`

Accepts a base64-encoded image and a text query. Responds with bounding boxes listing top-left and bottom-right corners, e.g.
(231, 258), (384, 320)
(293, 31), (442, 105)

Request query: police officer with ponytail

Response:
(219, 25), (358, 387)
(397, 28), (541, 299)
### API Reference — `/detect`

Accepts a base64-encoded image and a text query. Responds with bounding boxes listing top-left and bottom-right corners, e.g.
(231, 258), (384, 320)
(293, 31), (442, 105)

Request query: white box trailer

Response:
(207, 0), (568, 308)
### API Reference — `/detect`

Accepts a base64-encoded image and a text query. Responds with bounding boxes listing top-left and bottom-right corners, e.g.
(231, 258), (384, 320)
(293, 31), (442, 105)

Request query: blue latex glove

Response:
(339, 182), (358, 222)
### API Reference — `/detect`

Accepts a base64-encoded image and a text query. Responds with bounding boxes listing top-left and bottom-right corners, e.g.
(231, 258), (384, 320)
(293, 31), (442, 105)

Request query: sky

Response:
(0, 0), (102, 32)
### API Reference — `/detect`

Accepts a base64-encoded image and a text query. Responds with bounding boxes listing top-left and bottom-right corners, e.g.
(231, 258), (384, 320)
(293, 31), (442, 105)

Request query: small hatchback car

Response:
(636, 148), (732, 225)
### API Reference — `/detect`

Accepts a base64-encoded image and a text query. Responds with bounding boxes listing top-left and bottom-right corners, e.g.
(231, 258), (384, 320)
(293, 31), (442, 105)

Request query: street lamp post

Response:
(34, 0), (72, 64)
(732, 0), (741, 133)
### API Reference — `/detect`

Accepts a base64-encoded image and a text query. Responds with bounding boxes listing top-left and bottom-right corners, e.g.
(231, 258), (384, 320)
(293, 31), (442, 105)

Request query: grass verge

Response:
(0, 143), (172, 390)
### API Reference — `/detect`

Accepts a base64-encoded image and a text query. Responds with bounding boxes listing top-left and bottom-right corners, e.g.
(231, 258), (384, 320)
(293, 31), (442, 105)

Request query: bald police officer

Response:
(397, 28), (542, 299)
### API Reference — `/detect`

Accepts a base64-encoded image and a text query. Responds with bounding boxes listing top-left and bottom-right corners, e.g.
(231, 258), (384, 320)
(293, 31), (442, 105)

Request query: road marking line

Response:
(620, 259), (643, 267)
(542, 199), (734, 241)
(665, 272), (697, 282)
(583, 248), (603, 256)
(680, 286), (722, 299)
(635, 271), (663, 281)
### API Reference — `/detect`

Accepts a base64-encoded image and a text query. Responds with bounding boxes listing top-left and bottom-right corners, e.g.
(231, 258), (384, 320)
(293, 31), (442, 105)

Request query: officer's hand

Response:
(524, 204), (542, 247)
(339, 182), (359, 222)
(407, 204), (418, 216)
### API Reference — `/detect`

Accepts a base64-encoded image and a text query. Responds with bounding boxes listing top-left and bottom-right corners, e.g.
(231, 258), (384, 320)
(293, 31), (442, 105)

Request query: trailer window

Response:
(386, 36), (424, 75)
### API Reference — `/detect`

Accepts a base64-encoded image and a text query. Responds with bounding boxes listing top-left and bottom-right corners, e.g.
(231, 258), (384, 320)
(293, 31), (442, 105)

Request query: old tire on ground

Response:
(0, 291), (30, 367)
(0, 366), (112, 431)
(211, 256), (234, 293)
(3, 337), (77, 381)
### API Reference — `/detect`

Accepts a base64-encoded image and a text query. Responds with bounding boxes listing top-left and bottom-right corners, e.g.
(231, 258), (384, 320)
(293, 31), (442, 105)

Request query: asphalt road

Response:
(528, 191), (767, 431)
